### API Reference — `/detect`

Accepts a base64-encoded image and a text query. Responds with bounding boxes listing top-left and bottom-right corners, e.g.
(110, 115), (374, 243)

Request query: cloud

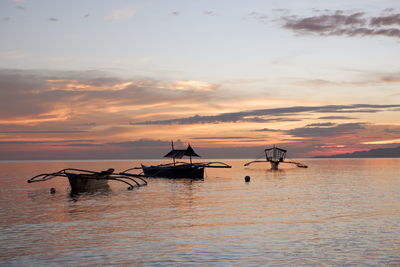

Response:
(318, 116), (357, 120)
(203, 10), (216, 16)
(0, 139), (93, 145)
(253, 128), (283, 132)
(82, 122), (96, 126)
(282, 10), (400, 39)
(45, 77), (219, 93)
(109, 139), (181, 148)
(272, 9), (290, 13)
(107, 8), (135, 21)
(284, 11), (366, 31)
(158, 80), (219, 92)
(0, 69), (217, 126)
(381, 73), (400, 83)
(0, 69), (56, 119)
(295, 72), (400, 88)
(306, 122), (335, 127)
(385, 129), (400, 134)
(0, 138), (183, 160)
(192, 136), (252, 140)
(15, 5), (25, 10)
(46, 79), (134, 92)
(361, 138), (400, 145)
(296, 79), (337, 86)
(54, 143), (99, 147)
(370, 13), (400, 27)
(134, 104), (400, 125)
(1, 69), (398, 159)
(287, 123), (365, 137)
(245, 12), (269, 23)
(0, 130), (86, 134)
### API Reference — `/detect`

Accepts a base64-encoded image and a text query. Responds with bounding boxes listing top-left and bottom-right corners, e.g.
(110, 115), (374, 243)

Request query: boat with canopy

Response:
(244, 145), (308, 170)
(121, 142), (231, 179)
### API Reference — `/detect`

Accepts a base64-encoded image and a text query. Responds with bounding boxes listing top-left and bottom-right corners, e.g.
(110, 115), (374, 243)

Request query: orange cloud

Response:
(0, 109), (71, 125)
(46, 79), (218, 92)
(160, 80), (218, 92)
(46, 79), (134, 91)
(362, 138), (400, 145)
(2, 69), (400, 159)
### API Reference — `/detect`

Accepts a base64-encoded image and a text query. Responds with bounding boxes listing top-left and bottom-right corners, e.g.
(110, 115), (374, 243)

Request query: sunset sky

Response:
(1, 0), (399, 160)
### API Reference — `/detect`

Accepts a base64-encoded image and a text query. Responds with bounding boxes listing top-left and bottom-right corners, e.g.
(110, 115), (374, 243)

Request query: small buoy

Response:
(245, 176), (251, 182)
(50, 188), (56, 194)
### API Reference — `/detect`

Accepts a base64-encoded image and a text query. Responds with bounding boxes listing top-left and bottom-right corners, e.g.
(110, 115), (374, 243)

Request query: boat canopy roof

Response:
(164, 145), (200, 159)
(265, 147), (287, 153)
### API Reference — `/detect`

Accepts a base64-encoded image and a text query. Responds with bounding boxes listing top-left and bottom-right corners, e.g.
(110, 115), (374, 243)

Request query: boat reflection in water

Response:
(122, 142), (231, 179)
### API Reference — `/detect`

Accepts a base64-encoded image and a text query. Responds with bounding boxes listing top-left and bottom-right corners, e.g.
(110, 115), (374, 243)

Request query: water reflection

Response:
(1, 159), (400, 266)
(69, 188), (112, 202)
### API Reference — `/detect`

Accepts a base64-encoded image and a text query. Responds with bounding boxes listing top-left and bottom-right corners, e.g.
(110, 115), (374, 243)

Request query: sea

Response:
(0, 158), (399, 266)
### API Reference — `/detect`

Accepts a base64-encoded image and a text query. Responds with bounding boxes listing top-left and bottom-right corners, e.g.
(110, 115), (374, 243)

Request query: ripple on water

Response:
(1, 159), (400, 265)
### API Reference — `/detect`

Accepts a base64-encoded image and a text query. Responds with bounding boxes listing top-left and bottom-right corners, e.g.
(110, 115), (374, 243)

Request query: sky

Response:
(0, 0), (400, 160)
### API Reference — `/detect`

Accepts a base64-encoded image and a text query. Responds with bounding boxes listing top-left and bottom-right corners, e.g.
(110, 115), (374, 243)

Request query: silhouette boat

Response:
(27, 168), (147, 194)
(122, 142), (231, 179)
(244, 145), (308, 170)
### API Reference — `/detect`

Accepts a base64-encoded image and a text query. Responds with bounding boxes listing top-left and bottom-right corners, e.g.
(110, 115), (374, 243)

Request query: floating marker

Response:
(245, 176), (251, 182)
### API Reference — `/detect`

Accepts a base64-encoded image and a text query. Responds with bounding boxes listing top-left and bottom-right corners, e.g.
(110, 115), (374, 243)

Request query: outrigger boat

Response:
(27, 168), (147, 194)
(244, 145), (308, 170)
(121, 142), (232, 179)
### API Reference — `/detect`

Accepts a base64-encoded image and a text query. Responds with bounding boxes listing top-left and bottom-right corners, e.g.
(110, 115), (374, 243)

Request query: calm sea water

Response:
(0, 159), (400, 266)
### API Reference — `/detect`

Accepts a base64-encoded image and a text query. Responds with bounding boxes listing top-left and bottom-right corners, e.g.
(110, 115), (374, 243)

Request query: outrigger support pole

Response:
(27, 168), (148, 190)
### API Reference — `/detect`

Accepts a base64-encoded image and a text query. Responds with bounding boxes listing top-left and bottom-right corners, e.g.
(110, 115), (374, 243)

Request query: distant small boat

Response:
(27, 168), (147, 194)
(244, 145), (308, 170)
(122, 142), (231, 179)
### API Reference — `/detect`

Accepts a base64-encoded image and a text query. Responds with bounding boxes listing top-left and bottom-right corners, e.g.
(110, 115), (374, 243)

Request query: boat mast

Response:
(188, 143), (192, 164)
(171, 140), (176, 166)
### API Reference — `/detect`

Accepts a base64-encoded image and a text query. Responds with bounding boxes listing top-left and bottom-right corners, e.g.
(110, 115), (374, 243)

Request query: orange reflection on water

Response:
(1, 159), (400, 265)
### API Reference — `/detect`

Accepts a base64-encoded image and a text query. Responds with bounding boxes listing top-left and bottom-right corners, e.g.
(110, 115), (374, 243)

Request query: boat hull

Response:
(142, 164), (205, 179)
(67, 173), (110, 193)
(270, 161), (280, 170)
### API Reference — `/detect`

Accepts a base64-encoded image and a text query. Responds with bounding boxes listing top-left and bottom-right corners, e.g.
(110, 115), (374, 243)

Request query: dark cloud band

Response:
(282, 10), (400, 39)
(134, 104), (400, 125)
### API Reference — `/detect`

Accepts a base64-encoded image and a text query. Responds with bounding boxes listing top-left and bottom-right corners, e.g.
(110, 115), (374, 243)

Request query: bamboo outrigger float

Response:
(244, 145), (308, 170)
(27, 168), (147, 194)
(122, 142), (231, 179)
